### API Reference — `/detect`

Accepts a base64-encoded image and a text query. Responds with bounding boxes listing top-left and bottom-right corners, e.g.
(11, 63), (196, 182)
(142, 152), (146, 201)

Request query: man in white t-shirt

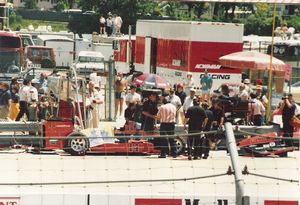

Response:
(125, 85), (141, 106)
(114, 14), (123, 35)
(182, 88), (196, 113)
(16, 79), (31, 121)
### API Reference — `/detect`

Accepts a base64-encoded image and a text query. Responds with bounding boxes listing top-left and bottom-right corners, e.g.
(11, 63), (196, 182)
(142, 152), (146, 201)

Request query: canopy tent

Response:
(178, 0), (299, 4)
(219, 51), (287, 72)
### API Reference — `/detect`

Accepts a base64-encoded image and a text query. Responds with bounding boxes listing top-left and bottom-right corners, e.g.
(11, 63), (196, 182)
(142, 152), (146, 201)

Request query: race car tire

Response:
(175, 137), (185, 155)
(64, 132), (89, 156)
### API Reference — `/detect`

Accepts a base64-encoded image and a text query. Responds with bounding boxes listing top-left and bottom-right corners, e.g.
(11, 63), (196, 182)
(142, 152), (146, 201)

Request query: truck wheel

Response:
(64, 132), (89, 156)
(175, 137), (185, 155)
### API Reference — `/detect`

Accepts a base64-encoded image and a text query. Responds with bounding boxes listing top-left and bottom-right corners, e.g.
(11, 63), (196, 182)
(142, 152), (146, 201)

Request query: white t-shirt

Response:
(27, 86), (38, 103)
(182, 96), (195, 112)
(19, 85), (30, 101)
(100, 17), (106, 24)
(166, 94), (182, 108)
(125, 92), (141, 104)
(114, 16), (123, 27)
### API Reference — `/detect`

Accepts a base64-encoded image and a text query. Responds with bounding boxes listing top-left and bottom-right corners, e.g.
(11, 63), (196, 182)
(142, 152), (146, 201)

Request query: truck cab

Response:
(26, 45), (56, 68)
(75, 51), (105, 76)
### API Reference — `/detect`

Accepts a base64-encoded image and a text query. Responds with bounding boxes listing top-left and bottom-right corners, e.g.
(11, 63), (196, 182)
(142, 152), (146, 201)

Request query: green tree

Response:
(55, 0), (68, 11)
(24, 0), (37, 9)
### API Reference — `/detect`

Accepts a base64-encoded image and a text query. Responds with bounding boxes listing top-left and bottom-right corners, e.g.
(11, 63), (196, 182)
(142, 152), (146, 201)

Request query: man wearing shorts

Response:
(200, 69), (213, 103)
(115, 73), (127, 118)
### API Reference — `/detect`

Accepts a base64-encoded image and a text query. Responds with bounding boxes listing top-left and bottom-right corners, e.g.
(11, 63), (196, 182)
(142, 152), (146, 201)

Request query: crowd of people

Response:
(115, 70), (298, 159)
(99, 12), (123, 36)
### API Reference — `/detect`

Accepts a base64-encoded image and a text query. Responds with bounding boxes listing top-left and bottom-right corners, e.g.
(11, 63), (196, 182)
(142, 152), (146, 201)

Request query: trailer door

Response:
(144, 37), (158, 74)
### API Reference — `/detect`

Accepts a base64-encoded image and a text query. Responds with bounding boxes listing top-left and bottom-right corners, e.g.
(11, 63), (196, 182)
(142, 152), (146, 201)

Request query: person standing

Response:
(200, 69), (213, 103)
(280, 93), (296, 147)
(88, 81), (102, 128)
(27, 79), (39, 121)
(201, 101), (213, 159)
(0, 83), (11, 119)
(141, 92), (158, 133)
(248, 93), (265, 126)
(111, 15), (116, 36)
(184, 72), (194, 95)
(166, 88), (181, 123)
(8, 85), (19, 121)
(115, 73), (127, 118)
(114, 14), (123, 36)
(125, 85), (141, 106)
(182, 88), (196, 114)
(175, 83), (187, 124)
(106, 14), (112, 36)
(156, 98), (177, 158)
(16, 79), (31, 121)
(99, 15), (106, 35)
(184, 98), (208, 160)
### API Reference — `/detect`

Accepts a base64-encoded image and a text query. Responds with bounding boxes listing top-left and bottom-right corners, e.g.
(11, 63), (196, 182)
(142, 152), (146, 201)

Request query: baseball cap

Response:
(190, 88), (196, 92)
(187, 72), (192, 76)
(130, 85), (137, 90)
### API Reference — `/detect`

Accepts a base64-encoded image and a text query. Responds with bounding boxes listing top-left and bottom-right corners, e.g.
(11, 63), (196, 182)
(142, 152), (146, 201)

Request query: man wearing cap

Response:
(200, 69), (213, 103)
(88, 81), (103, 128)
(280, 93), (296, 146)
(26, 79), (39, 121)
(125, 85), (141, 106)
(256, 85), (268, 107)
(182, 88), (196, 114)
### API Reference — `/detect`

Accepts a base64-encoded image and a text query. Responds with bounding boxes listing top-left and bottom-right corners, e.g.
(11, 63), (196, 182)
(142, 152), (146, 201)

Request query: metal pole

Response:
(108, 59), (113, 121)
(224, 122), (244, 205)
(266, 1), (277, 123)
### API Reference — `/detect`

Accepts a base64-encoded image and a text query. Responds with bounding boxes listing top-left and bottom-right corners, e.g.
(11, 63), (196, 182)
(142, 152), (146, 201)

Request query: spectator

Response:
(256, 85), (268, 107)
(27, 79), (39, 121)
(0, 83), (11, 119)
(200, 69), (213, 103)
(38, 73), (48, 94)
(10, 77), (19, 91)
(115, 73), (127, 118)
(99, 15), (106, 35)
(248, 93), (265, 126)
(238, 84), (249, 101)
(243, 79), (252, 94)
(106, 14), (112, 36)
(182, 88), (196, 114)
(156, 98), (177, 158)
(8, 85), (19, 121)
(125, 85), (141, 106)
(16, 79), (31, 121)
(88, 81), (102, 128)
(184, 72), (194, 95)
(141, 92), (158, 133)
(201, 101), (213, 159)
(184, 98), (208, 160)
(114, 14), (123, 36)
(280, 93), (296, 146)
(111, 15), (116, 36)
(175, 83), (187, 124)
(166, 88), (182, 124)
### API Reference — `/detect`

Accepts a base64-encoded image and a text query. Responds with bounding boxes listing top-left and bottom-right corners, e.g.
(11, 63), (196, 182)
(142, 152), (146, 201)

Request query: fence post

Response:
(224, 122), (245, 205)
